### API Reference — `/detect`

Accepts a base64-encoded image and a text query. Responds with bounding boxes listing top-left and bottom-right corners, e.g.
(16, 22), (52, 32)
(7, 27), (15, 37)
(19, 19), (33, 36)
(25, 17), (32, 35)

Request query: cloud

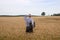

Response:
(0, 0), (31, 5)
(0, 0), (60, 15)
(16, 0), (30, 4)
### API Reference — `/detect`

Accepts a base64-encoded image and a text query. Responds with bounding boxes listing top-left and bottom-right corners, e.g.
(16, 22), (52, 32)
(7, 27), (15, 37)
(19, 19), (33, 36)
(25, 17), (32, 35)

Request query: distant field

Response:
(0, 16), (60, 40)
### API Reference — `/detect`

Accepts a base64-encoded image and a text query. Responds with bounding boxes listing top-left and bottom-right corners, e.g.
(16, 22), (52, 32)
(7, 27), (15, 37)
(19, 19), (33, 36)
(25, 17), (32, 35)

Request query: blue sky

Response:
(0, 0), (60, 16)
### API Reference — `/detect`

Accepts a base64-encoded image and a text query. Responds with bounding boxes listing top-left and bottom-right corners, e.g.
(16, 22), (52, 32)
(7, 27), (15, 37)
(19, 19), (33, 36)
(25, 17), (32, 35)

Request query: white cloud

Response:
(16, 0), (30, 4)
(0, 0), (31, 5)
(0, 0), (60, 15)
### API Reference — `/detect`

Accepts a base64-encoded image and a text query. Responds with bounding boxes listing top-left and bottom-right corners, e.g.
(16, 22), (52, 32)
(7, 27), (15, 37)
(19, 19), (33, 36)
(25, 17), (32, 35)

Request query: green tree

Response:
(41, 12), (45, 16)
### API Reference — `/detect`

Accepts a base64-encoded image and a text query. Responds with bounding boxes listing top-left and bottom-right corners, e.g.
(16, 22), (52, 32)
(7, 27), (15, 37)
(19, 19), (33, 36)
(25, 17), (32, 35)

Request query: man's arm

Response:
(30, 19), (34, 27)
(24, 15), (28, 22)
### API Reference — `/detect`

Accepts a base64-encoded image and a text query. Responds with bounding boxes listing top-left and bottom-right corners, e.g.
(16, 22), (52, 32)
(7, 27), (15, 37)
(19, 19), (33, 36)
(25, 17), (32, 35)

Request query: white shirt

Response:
(24, 16), (34, 27)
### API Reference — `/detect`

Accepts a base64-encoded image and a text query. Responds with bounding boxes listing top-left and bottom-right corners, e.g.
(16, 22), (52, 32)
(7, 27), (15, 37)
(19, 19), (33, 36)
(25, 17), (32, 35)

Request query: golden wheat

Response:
(0, 16), (60, 40)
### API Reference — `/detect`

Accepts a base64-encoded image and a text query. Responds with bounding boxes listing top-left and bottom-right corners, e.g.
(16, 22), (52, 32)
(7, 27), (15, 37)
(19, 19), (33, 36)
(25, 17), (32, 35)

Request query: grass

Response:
(0, 16), (60, 40)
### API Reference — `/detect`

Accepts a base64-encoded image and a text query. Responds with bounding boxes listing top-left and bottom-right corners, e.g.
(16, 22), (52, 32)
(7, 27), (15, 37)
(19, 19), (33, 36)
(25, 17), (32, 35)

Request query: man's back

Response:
(24, 16), (33, 27)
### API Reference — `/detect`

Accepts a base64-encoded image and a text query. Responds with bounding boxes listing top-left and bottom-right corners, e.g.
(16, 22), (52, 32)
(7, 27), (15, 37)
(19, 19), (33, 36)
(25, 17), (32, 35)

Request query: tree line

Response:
(41, 12), (60, 16)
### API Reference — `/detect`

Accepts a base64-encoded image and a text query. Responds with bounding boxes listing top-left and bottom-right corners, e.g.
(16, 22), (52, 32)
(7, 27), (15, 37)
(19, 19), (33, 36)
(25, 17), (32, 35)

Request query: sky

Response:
(0, 0), (60, 16)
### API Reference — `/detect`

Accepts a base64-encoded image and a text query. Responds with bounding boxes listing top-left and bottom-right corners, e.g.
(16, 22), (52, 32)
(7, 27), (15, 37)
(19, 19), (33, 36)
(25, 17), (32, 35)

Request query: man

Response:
(24, 14), (34, 33)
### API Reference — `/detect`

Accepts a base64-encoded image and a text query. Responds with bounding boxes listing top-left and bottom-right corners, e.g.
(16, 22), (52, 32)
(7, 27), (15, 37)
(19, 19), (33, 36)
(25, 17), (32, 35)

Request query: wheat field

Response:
(0, 16), (60, 40)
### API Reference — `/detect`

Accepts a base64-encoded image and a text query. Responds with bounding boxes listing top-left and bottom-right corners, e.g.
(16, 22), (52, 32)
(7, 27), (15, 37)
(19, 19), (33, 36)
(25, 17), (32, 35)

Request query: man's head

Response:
(29, 14), (31, 18)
